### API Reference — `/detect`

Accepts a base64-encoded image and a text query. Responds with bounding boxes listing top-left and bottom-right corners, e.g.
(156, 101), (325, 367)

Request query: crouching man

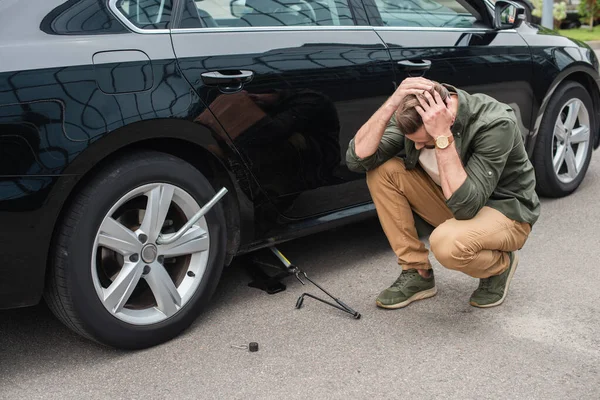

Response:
(346, 77), (541, 309)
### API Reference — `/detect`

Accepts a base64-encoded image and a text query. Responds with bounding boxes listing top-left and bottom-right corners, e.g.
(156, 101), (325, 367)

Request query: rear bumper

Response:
(0, 175), (75, 309)
(0, 212), (49, 309)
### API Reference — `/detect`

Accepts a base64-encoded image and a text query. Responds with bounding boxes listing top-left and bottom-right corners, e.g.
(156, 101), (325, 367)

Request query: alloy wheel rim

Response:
(91, 183), (210, 325)
(552, 98), (591, 184)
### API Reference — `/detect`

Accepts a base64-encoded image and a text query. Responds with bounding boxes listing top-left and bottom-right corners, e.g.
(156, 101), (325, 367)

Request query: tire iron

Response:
(156, 187), (228, 245)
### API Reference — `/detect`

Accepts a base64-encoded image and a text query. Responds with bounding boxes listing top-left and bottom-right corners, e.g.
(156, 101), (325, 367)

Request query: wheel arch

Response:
(48, 119), (254, 273)
(526, 66), (600, 157)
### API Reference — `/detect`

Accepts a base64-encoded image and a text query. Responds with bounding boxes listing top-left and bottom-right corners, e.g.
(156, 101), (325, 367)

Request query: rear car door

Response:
(169, 0), (395, 219)
(362, 0), (534, 136)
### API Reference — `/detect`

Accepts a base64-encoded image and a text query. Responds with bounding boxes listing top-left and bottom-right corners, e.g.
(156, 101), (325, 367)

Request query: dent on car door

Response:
(170, 0), (396, 224)
(362, 0), (534, 137)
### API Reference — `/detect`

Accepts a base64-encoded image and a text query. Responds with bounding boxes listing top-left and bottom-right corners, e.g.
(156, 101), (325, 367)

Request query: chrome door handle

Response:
(200, 70), (254, 86)
(397, 60), (432, 71)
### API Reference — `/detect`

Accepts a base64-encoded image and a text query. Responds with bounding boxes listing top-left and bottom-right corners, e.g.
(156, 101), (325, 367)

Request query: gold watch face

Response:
(436, 135), (449, 149)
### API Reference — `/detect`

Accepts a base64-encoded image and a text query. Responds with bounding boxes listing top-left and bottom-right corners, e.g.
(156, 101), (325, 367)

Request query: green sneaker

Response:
(470, 251), (519, 308)
(376, 269), (437, 309)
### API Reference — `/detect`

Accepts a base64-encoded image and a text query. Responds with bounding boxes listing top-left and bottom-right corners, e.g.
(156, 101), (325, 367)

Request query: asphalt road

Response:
(2, 152), (600, 399)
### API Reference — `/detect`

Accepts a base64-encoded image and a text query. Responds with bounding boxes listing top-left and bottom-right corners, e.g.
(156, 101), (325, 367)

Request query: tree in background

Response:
(578, 0), (600, 30)
(532, 0), (567, 29)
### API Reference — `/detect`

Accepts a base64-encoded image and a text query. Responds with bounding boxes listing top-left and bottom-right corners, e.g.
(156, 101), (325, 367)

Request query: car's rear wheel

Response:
(533, 81), (594, 197)
(44, 151), (226, 349)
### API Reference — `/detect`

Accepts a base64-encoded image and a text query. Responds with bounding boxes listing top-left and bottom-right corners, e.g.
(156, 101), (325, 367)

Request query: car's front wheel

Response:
(533, 81), (595, 198)
(44, 151), (226, 349)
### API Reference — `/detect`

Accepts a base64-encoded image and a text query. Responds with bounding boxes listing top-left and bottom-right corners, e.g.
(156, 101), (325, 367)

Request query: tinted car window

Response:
(40, 0), (127, 35)
(115, 0), (174, 29)
(179, 0), (354, 28)
(372, 0), (477, 27)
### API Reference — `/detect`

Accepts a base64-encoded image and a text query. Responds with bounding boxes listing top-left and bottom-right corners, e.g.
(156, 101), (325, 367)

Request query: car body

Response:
(1, 0), (598, 348)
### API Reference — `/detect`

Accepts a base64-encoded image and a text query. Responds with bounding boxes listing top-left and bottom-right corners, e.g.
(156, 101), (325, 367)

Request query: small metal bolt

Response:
(158, 255), (164, 264)
(187, 271), (195, 277)
(129, 254), (139, 262)
(143, 265), (151, 275)
(138, 234), (148, 244)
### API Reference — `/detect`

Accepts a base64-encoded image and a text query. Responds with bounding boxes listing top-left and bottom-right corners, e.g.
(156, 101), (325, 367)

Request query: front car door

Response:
(169, 0), (396, 224)
(362, 0), (534, 137)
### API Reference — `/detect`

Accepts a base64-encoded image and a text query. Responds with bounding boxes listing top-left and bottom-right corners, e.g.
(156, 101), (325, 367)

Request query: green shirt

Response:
(346, 85), (541, 226)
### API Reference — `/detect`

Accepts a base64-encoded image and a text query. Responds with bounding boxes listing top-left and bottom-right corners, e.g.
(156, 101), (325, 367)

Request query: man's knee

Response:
(366, 158), (408, 189)
(430, 222), (474, 271)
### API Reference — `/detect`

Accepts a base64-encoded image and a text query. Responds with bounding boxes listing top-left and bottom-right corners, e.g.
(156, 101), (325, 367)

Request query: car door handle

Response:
(397, 60), (432, 71)
(200, 70), (254, 86)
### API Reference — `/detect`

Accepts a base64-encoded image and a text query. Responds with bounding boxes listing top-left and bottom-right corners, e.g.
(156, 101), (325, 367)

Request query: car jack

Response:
(246, 247), (361, 319)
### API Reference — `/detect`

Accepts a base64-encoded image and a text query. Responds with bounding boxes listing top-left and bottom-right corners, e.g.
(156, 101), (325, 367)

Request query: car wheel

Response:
(44, 150), (227, 349)
(533, 81), (595, 197)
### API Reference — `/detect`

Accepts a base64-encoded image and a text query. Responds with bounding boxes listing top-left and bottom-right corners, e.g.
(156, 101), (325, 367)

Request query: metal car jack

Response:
(265, 247), (361, 319)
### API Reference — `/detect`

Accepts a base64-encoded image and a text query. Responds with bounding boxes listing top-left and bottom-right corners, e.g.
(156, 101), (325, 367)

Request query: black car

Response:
(1, 0), (598, 349)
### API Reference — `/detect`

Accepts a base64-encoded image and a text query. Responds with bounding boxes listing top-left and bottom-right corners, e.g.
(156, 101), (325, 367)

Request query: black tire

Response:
(533, 81), (595, 198)
(44, 150), (227, 349)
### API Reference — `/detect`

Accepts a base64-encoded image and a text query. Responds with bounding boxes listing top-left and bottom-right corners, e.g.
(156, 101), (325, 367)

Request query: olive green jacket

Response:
(346, 85), (541, 226)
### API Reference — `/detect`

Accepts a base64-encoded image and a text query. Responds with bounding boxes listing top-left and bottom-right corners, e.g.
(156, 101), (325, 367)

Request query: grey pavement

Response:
(2, 135), (600, 398)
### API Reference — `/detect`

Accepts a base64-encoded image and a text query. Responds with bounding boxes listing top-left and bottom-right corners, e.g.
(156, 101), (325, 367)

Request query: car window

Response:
(179, 0), (354, 28)
(41, 0), (128, 35)
(115, 0), (174, 29)
(371, 0), (478, 28)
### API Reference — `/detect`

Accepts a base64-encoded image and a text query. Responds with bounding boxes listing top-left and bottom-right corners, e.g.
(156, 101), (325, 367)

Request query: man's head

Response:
(395, 82), (452, 149)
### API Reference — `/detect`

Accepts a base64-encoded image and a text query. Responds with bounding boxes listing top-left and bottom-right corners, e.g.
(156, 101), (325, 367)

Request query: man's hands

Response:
(351, 77), (454, 160)
(389, 77), (436, 108)
(415, 90), (455, 140)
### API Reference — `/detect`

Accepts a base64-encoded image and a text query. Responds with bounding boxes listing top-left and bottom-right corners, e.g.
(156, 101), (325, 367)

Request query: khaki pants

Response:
(366, 158), (532, 278)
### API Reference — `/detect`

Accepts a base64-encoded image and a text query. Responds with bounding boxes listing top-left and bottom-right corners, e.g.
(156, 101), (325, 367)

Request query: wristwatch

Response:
(435, 134), (454, 149)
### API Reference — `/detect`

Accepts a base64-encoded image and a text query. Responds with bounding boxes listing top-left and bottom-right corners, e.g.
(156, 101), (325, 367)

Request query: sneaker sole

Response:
(376, 287), (438, 309)
(470, 251), (519, 308)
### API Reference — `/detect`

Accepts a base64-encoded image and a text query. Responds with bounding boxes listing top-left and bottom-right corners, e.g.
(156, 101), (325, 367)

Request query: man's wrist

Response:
(434, 132), (455, 150)
(431, 129), (453, 140)
(385, 99), (401, 110)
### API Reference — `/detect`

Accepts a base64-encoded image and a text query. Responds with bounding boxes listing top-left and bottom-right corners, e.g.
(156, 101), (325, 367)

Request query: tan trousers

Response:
(366, 158), (532, 278)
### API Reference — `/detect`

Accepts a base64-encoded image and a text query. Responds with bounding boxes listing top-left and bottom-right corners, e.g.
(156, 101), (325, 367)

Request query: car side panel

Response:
(171, 28), (395, 225)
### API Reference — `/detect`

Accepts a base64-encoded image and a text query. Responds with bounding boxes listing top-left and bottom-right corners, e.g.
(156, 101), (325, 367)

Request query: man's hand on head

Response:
(415, 90), (455, 139)
(389, 77), (435, 108)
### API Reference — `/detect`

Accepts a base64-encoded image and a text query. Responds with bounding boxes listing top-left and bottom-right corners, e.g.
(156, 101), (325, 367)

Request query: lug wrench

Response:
(157, 188), (228, 245)
(269, 247), (361, 319)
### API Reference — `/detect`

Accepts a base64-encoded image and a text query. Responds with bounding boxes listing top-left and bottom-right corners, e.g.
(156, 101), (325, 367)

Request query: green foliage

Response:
(532, 0), (567, 28)
(578, 0), (600, 19)
(578, 0), (600, 25)
(532, 0), (543, 18)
